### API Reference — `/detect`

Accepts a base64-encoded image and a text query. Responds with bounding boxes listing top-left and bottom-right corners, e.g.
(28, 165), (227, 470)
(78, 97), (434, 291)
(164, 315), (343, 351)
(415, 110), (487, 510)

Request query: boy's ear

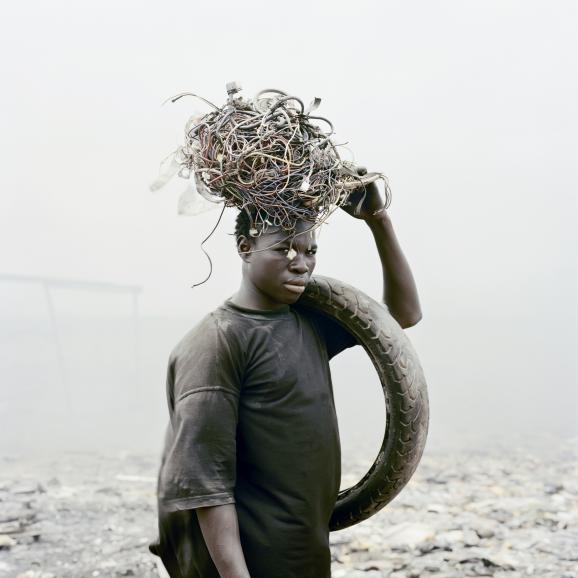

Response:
(237, 235), (252, 263)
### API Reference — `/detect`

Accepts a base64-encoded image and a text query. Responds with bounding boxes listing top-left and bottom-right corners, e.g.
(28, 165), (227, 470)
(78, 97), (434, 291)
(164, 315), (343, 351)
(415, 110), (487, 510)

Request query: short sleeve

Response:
(301, 307), (360, 360)
(158, 313), (245, 512)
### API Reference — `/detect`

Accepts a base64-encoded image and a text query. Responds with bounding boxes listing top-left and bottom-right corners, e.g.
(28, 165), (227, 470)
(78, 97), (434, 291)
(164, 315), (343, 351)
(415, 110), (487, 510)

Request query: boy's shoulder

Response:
(169, 300), (257, 362)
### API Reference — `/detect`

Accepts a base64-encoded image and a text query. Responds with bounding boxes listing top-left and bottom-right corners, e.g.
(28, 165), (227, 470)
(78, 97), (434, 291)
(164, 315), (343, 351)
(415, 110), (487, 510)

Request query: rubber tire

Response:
(294, 274), (429, 531)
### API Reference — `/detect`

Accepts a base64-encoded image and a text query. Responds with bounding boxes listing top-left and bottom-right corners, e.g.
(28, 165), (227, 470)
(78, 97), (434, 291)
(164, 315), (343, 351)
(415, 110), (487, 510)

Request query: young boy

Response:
(150, 172), (422, 578)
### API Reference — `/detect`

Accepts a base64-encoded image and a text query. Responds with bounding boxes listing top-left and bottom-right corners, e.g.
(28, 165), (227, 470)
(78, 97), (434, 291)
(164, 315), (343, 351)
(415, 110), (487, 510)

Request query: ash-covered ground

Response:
(0, 437), (576, 578)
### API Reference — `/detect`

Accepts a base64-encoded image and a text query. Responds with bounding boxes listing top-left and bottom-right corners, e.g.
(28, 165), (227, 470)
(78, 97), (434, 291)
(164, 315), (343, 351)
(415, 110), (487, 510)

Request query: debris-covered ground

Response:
(0, 437), (576, 578)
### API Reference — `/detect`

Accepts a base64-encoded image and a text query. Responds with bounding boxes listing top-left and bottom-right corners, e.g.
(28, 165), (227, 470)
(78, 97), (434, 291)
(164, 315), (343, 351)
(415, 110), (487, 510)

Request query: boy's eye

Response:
(275, 247), (317, 255)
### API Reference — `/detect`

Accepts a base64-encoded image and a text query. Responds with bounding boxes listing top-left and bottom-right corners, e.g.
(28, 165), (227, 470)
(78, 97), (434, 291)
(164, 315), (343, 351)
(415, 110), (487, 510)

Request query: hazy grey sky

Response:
(0, 0), (576, 453)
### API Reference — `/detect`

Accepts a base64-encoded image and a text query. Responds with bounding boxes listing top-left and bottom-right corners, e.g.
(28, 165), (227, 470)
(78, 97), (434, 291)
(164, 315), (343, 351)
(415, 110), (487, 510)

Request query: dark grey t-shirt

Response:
(152, 297), (359, 578)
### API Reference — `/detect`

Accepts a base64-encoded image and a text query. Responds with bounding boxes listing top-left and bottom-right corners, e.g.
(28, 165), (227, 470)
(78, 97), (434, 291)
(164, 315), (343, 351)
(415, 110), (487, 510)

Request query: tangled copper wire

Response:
(169, 84), (389, 236)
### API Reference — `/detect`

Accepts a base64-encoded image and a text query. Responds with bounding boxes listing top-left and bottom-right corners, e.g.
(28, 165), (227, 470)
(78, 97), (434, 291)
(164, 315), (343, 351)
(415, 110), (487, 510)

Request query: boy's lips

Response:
(282, 278), (308, 294)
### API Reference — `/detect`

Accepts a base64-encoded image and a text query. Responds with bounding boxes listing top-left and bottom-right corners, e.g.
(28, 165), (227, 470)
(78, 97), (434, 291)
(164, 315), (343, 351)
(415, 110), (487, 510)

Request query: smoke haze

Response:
(0, 0), (576, 467)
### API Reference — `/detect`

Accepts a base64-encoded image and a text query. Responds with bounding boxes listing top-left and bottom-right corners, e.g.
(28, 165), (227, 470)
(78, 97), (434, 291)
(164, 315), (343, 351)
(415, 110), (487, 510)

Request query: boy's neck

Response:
(231, 285), (288, 312)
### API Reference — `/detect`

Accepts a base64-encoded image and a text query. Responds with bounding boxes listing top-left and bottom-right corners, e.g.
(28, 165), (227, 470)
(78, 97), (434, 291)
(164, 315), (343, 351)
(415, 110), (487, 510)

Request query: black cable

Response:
(191, 203), (227, 288)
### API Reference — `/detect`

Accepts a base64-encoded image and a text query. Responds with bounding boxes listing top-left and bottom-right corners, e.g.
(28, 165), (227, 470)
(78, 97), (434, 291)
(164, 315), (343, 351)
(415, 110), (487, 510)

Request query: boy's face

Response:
(238, 220), (318, 306)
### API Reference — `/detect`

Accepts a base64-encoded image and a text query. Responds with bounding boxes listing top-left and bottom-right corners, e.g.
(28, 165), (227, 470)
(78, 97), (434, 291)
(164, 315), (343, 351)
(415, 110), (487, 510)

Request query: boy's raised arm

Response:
(364, 210), (422, 328)
(340, 166), (422, 329)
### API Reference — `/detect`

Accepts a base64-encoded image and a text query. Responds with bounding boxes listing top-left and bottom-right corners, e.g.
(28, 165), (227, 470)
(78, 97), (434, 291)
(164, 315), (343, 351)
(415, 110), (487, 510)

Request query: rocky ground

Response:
(0, 437), (576, 578)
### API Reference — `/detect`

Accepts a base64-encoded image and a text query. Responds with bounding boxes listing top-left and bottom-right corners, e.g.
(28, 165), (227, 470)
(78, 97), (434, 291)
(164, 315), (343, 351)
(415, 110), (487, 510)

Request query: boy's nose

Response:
(288, 254), (309, 273)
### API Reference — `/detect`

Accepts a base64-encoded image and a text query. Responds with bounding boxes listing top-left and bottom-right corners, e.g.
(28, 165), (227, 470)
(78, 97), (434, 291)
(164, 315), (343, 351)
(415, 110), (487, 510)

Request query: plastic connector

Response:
(226, 81), (242, 98)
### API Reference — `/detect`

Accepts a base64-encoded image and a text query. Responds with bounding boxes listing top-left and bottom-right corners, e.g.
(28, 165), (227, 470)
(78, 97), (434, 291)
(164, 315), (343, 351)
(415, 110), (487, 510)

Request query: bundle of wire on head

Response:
(167, 82), (390, 238)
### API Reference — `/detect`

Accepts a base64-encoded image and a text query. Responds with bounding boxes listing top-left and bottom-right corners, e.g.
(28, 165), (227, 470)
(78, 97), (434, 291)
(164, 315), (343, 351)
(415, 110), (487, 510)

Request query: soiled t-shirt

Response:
(151, 297), (359, 578)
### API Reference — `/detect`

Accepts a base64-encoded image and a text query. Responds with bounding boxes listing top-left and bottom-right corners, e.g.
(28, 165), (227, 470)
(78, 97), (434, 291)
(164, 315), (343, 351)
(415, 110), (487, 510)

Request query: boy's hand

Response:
(340, 166), (387, 221)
